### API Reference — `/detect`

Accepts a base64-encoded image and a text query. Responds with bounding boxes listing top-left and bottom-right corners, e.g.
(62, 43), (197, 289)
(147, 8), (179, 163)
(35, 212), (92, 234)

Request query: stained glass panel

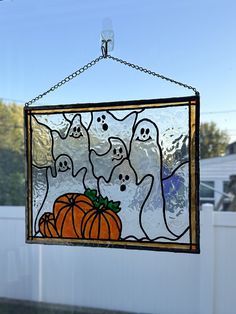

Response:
(25, 96), (200, 253)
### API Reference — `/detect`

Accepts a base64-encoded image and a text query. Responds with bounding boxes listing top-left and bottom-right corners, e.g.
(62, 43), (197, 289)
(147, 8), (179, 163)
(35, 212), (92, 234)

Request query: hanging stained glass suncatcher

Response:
(25, 96), (199, 253)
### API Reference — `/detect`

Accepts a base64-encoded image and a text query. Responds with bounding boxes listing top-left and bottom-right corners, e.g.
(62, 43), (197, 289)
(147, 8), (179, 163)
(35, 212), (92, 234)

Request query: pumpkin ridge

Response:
(59, 206), (72, 237)
(54, 200), (71, 206)
(71, 204), (80, 238)
(43, 220), (47, 238)
(73, 203), (89, 214)
(54, 203), (71, 217)
(54, 204), (72, 234)
(97, 212), (101, 239)
(47, 222), (54, 237)
(89, 212), (99, 239)
(39, 219), (45, 227)
(65, 194), (75, 202)
(81, 210), (95, 237)
(101, 212), (111, 239)
(104, 210), (122, 232)
(74, 200), (93, 207)
(48, 221), (59, 237)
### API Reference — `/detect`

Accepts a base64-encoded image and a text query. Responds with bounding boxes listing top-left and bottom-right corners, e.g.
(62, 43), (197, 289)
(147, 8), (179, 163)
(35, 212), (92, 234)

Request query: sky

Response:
(1, 0), (236, 141)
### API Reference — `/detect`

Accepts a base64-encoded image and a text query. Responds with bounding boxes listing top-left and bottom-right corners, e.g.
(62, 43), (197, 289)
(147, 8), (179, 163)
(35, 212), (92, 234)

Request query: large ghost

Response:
(129, 119), (178, 240)
(98, 159), (153, 240)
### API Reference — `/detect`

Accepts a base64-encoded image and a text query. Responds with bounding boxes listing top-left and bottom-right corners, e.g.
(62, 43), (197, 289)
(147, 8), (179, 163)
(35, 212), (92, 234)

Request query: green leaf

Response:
(84, 188), (97, 201)
(107, 200), (121, 213)
(97, 195), (108, 208)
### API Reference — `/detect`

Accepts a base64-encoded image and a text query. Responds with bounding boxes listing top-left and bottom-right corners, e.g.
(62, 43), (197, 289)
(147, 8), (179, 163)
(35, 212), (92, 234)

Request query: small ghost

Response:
(90, 137), (128, 181)
(34, 154), (86, 234)
(98, 159), (153, 240)
(51, 114), (96, 189)
(130, 119), (177, 240)
(88, 111), (137, 154)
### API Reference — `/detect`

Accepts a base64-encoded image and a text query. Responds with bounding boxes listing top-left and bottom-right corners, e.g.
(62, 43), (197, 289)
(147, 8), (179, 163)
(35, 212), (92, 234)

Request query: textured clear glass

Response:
(27, 99), (198, 251)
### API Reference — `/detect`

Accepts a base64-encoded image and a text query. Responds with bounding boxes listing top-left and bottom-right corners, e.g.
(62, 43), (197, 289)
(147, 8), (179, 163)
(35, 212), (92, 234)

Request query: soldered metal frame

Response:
(24, 95), (200, 253)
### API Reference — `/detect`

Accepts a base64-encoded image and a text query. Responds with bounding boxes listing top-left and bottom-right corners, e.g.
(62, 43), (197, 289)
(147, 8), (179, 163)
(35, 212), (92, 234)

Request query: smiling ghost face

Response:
(130, 120), (160, 182)
(134, 120), (158, 144)
(111, 138), (127, 162)
(56, 155), (72, 174)
(112, 147), (123, 162)
(68, 115), (85, 139)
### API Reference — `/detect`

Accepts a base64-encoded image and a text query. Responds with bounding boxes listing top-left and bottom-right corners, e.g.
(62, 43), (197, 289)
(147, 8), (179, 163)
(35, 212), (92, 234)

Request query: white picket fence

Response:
(0, 204), (236, 314)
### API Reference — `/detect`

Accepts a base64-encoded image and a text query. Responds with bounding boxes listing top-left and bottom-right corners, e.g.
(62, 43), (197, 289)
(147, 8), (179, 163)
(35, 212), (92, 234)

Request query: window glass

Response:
(200, 181), (215, 199)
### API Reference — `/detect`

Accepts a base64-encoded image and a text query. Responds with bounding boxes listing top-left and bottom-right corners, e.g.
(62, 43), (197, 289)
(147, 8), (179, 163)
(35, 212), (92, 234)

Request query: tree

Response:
(0, 100), (25, 205)
(200, 122), (230, 159)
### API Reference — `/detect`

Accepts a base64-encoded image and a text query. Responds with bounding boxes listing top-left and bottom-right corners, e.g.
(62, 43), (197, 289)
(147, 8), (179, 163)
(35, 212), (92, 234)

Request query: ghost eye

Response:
(77, 127), (81, 132)
(119, 174), (123, 180)
(146, 128), (150, 135)
(113, 148), (116, 154)
(97, 117), (101, 122)
(102, 115), (106, 120)
(141, 128), (145, 135)
(59, 162), (63, 167)
(64, 161), (67, 166)
(73, 126), (77, 132)
(119, 147), (122, 153)
(125, 175), (129, 180)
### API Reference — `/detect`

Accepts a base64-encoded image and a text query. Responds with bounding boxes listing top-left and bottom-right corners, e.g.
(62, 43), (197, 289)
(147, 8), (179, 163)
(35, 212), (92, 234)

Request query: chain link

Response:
(25, 50), (199, 107)
(25, 55), (104, 106)
(107, 55), (200, 96)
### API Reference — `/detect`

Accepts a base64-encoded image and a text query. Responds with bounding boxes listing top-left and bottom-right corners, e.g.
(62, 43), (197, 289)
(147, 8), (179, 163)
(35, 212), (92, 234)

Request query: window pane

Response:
(200, 181), (214, 198)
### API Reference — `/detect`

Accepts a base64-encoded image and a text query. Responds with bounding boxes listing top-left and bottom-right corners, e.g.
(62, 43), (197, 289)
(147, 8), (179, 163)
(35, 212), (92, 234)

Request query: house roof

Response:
(200, 154), (236, 180)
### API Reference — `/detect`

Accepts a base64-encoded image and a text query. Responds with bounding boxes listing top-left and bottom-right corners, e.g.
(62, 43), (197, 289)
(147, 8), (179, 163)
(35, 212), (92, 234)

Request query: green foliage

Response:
(0, 100), (25, 205)
(84, 188), (97, 202)
(84, 188), (121, 213)
(200, 122), (230, 159)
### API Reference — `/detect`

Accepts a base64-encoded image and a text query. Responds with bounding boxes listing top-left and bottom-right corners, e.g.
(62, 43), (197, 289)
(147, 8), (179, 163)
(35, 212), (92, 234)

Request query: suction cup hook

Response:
(101, 19), (114, 58)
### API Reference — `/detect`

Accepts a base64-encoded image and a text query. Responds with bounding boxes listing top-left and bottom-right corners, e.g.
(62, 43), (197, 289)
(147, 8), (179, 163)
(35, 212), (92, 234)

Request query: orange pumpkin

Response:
(39, 212), (59, 238)
(53, 193), (93, 238)
(81, 206), (122, 240)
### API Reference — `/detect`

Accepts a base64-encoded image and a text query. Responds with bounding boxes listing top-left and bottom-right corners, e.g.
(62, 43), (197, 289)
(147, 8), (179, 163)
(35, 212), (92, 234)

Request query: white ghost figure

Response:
(90, 137), (128, 181)
(88, 111), (137, 154)
(34, 155), (86, 234)
(130, 119), (177, 240)
(98, 159), (153, 240)
(51, 114), (96, 189)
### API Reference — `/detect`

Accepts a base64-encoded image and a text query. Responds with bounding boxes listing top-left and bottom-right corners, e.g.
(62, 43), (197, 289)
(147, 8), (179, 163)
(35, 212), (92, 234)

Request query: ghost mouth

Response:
(70, 133), (83, 139)
(120, 184), (126, 192)
(112, 155), (123, 161)
(58, 166), (70, 172)
(135, 136), (152, 142)
(102, 123), (108, 131)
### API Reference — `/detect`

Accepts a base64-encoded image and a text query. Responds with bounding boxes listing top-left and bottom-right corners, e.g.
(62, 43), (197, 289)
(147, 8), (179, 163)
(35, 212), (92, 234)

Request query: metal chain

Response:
(25, 55), (104, 106)
(107, 55), (200, 96)
(25, 46), (199, 107)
